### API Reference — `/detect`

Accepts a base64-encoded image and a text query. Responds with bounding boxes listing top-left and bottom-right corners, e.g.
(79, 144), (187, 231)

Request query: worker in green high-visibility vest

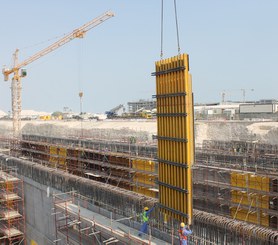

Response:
(138, 206), (155, 236)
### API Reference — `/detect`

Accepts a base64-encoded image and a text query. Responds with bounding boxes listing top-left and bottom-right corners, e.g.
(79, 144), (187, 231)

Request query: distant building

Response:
(239, 100), (278, 114)
(238, 99), (278, 120)
(194, 99), (278, 120)
(194, 102), (240, 120)
(0, 110), (7, 119)
(127, 100), (156, 113)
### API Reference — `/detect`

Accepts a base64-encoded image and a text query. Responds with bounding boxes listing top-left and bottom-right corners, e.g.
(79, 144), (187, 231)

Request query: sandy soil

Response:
(1, 119), (278, 145)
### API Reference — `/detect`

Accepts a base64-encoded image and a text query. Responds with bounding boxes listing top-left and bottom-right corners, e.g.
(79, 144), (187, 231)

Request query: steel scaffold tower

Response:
(0, 168), (25, 245)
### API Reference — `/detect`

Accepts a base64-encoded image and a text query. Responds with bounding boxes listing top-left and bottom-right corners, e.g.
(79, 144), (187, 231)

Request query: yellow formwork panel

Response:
(31, 240), (38, 245)
(49, 146), (58, 164)
(6, 182), (14, 208)
(145, 161), (153, 171)
(231, 208), (269, 227)
(131, 160), (158, 198)
(155, 54), (194, 224)
(50, 146), (57, 154)
(145, 176), (155, 186)
(133, 173), (156, 187)
(249, 174), (269, 192)
(132, 159), (156, 172)
(231, 190), (269, 209)
(132, 186), (157, 198)
(231, 172), (270, 192)
(58, 147), (67, 165)
(230, 172), (270, 227)
(231, 172), (246, 188)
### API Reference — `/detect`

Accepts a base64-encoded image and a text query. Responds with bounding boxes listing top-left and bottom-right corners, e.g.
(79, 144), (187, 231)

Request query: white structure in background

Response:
(93, 113), (107, 120)
(21, 110), (51, 120)
(239, 100), (278, 114)
(127, 100), (156, 113)
(0, 110), (7, 119)
(194, 102), (240, 119)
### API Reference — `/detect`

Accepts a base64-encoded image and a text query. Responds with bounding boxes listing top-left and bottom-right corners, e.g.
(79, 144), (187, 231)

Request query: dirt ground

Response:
(1, 119), (278, 145)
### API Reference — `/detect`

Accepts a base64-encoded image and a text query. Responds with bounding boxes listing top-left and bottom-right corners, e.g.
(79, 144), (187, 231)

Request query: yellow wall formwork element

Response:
(49, 146), (67, 168)
(231, 172), (270, 227)
(31, 240), (38, 245)
(58, 147), (67, 167)
(49, 146), (58, 166)
(39, 115), (52, 120)
(132, 159), (157, 198)
(230, 208), (269, 227)
(154, 54), (194, 224)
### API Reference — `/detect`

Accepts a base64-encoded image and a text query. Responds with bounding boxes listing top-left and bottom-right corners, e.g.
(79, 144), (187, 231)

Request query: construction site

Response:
(0, 1), (278, 245)
(0, 120), (278, 244)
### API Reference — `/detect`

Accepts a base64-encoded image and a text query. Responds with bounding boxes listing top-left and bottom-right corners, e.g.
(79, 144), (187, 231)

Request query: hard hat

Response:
(144, 207), (149, 211)
(180, 222), (185, 228)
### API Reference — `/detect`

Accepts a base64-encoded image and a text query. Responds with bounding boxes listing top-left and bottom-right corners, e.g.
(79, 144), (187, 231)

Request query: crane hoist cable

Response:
(173, 0), (181, 55)
(160, 0), (164, 59)
(160, 0), (182, 58)
(77, 40), (84, 95)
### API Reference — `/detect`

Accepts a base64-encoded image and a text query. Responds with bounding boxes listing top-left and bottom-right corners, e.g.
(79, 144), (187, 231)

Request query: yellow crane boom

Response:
(2, 11), (114, 138)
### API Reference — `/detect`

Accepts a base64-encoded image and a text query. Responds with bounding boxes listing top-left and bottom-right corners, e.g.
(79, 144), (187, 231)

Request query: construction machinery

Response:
(2, 11), (114, 138)
(105, 104), (125, 118)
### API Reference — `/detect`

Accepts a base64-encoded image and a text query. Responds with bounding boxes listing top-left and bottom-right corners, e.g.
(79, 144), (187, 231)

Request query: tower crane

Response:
(221, 88), (254, 103)
(241, 88), (254, 103)
(2, 11), (114, 138)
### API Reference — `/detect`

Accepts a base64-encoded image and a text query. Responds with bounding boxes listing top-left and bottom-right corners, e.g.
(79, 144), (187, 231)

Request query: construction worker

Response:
(138, 205), (155, 237)
(178, 222), (192, 245)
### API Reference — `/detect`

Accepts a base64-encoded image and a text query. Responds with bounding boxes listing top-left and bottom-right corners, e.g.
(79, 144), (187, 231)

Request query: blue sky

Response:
(0, 1), (277, 113)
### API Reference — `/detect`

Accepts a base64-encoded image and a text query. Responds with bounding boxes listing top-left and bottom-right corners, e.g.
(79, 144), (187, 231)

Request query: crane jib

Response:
(2, 10), (115, 138)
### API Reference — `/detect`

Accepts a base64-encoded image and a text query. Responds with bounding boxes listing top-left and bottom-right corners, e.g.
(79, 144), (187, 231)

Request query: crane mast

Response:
(3, 11), (114, 138)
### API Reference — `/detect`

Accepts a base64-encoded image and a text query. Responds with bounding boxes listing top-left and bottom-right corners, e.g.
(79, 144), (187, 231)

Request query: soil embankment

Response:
(1, 120), (278, 145)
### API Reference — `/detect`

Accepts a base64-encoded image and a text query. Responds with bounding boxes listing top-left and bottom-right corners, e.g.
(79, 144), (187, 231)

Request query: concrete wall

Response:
(0, 155), (55, 244)
(0, 154), (157, 244)
(23, 175), (55, 244)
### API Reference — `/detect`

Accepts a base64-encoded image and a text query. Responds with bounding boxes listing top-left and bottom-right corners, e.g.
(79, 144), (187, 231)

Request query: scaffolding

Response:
(194, 140), (278, 230)
(0, 137), (11, 154)
(0, 167), (25, 245)
(1, 136), (277, 244)
(8, 134), (277, 230)
(18, 135), (158, 198)
(52, 191), (164, 245)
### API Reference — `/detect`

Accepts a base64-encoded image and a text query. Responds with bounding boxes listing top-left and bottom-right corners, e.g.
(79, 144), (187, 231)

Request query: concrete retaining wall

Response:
(0, 154), (158, 244)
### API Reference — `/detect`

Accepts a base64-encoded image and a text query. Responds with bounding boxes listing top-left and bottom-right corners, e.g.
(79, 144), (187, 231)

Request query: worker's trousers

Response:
(139, 222), (148, 235)
(180, 239), (188, 245)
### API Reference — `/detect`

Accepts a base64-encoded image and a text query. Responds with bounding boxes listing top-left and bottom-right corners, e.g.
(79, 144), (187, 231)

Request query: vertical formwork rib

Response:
(153, 53), (194, 224)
